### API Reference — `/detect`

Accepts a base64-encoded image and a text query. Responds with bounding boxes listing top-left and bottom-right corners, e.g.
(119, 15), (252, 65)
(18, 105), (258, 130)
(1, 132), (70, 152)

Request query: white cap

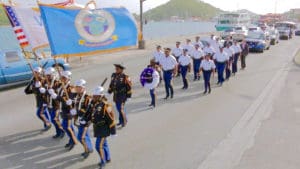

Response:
(61, 71), (72, 79)
(33, 67), (42, 73)
(93, 86), (105, 96)
(75, 79), (86, 87)
(45, 67), (56, 75)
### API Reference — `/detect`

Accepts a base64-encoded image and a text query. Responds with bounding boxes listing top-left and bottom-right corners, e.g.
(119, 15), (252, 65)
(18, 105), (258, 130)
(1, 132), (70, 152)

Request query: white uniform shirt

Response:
(223, 47), (234, 57)
(183, 43), (195, 55)
(209, 39), (220, 52)
(203, 46), (216, 55)
(153, 50), (164, 63)
(193, 41), (204, 49)
(172, 47), (183, 58)
(214, 51), (229, 62)
(232, 44), (242, 54)
(191, 48), (205, 59)
(200, 59), (216, 71)
(178, 54), (191, 66)
(159, 55), (178, 71)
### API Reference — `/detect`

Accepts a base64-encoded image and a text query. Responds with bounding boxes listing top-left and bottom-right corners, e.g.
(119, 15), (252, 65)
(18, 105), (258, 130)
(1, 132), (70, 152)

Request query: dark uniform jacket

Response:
(45, 78), (61, 110)
(240, 43), (249, 56)
(56, 84), (76, 119)
(24, 77), (47, 108)
(108, 73), (132, 102)
(74, 93), (91, 127)
(87, 99), (116, 138)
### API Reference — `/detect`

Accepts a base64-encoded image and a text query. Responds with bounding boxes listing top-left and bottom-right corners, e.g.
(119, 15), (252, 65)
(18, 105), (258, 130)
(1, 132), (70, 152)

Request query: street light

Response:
(138, 0), (146, 49)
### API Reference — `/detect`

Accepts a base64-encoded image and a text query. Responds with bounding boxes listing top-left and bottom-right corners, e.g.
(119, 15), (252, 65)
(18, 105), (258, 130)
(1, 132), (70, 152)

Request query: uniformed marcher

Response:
(24, 67), (51, 131)
(191, 44), (205, 81)
(183, 39), (194, 56)
(203, 43), (216, 59)
(108, 64), (132, 128)
(73, 79), (93, 158)
(200, 54), (216, 94)
(240, 40), (249, 70)
(45, 67), (65, 138)
(178, 49), (191, 89)
(223, 42), (234, 80)
(158, 48), (178, 99)
(50, 71), (77, 150)
(231, 40), (242, 75)
(171, 41), (183, 76)
(87, 86), (116, 169)
(214, 47), (229, 86)
(153, 45), (164, 65)
(193, 36), (204, 49)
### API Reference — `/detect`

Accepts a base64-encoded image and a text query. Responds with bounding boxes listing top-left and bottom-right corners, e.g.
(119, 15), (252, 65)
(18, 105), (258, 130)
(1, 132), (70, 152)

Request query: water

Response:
(144, 21), (216, 40)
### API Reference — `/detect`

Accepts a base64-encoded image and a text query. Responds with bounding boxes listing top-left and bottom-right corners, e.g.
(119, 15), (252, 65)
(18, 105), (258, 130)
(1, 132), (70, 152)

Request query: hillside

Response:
(0, 6), (9, 26)
(144, 0), (223, 21)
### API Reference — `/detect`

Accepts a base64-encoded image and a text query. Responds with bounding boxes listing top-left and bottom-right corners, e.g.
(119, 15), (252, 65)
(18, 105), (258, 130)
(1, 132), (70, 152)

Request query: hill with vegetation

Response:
(0, 7), (9, 26)
(144, 0), (223, 21)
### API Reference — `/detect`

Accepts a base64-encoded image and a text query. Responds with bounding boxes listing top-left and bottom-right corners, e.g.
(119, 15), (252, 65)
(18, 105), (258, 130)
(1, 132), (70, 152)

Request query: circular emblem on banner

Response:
(75, 9), (115, 43)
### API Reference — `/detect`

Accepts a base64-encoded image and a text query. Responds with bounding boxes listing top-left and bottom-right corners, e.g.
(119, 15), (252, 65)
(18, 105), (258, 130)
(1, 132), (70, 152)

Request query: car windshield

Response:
(235, 27), (242, 30)
(247, 33), (264, 39)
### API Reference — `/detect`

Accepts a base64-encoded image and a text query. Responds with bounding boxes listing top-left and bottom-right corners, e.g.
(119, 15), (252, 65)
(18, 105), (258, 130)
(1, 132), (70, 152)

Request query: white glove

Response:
(42, 103), (48, 107)
(51, 93), (57, 99)
(48, 89), (55, 95)
(66, 99), (72, 106)
(39, 87), (46, 94)
(79, 120), (86, 125)
(70, 108), (77, 116)
(35, 81), (41, 88)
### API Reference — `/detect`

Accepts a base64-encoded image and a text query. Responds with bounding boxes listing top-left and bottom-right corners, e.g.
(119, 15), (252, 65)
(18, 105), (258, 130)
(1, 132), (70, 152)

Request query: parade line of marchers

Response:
(24, 34), (249, 169)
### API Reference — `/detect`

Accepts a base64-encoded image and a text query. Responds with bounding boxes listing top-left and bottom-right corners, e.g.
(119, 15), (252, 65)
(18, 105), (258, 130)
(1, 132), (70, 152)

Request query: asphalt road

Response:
(0, 36), (300, 169)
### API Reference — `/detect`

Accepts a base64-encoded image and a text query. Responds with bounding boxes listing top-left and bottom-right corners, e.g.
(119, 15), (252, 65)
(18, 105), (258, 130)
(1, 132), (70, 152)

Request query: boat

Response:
(215, 12), (251, 31)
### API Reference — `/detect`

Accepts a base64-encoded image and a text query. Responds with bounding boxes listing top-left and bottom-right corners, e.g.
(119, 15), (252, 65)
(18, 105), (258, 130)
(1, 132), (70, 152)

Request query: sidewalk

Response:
(295, 49), (300, 66)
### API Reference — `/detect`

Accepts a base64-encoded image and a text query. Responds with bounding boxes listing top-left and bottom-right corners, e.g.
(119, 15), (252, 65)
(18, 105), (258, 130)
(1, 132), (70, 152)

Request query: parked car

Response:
(245, 31), (271, 53)
(248, 26), (262, 32)
(221, 28), (236, 39)
(232, 26), (248, 41)
(0, 48), (70, 89)
(295, 29), (300, 36)
(277, 27), (292, 40)
(269, 29), (279, 45)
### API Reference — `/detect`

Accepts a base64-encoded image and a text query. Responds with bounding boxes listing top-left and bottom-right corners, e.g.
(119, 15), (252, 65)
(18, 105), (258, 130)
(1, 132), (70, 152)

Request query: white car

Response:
(232, 26), (248, 41)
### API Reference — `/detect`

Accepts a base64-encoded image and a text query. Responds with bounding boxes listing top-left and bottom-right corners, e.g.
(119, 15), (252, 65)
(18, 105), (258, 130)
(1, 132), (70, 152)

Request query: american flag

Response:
(3, 5), (29, 47)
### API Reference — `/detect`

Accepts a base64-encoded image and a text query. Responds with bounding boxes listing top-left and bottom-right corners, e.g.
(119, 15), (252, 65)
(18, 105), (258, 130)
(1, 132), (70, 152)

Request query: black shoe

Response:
(52, 134), (60, 139)
(106, 160), (111, 164)
(65, 143), (71, 148)
(208, 89), (211, 94)
(68, 143), (75, 151)
(116, 123), (122, 126)
(203, 91), (207, 94)
(59, 132), (65, 139)
(170, 95), (174, 99)
(81, 152), (90, 159)
(42, 124), (52, 132)
(98, 163), (105, 169)
(164, 96), (169, 100)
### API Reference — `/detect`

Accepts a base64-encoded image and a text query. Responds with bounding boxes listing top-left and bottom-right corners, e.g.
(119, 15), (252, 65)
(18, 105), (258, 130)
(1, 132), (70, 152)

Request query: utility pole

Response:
(138, 0), (145, 49)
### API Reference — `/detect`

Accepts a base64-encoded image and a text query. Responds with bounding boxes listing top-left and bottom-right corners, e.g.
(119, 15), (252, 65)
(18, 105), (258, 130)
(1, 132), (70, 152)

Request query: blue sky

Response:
(5, 0), (300, 14)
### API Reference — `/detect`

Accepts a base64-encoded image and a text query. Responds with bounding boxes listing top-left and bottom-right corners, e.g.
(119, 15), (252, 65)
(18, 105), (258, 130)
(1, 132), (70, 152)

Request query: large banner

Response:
(39, 4), (138, 57)
(12, 6), (49, 50)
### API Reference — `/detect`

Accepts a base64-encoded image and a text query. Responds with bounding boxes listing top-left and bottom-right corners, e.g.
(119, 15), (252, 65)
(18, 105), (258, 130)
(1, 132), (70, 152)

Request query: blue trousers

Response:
(193, 59), (201, 80)
(203, 70), (212, 92)
(77, 125), (93, 152)
(116, 101), (127, 126)
(36, 106), (50, 128)
(216, 62), (226, 84)
(232, 53), (239, 74)
(50, 108), (64, 136)
(163, 70), (174, 97)
(181, 66), (189, 88)
(62, 118), (77, 145)
(150, 89), (156, 106)
(95, 137), (111, 165)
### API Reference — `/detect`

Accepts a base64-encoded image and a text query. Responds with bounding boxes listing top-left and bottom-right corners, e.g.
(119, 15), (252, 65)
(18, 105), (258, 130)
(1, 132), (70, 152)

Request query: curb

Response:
(294, 48), (300, 66)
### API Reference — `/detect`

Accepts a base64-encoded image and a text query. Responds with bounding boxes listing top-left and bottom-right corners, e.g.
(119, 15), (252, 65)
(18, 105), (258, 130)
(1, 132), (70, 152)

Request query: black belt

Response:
(203, 70), (212, 72)
(163, 69), (174, 72)
(217, 61), (226, 64)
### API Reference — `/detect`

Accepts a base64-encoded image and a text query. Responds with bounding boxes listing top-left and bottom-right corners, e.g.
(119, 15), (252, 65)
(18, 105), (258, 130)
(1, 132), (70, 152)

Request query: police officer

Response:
(24, 67), (51, 131)
(191, 44), (205, 81)
(200, 54), (216, 94)
(158, 48), (178, 99)
(108, 64), (132, 128)
(87, 86), (116, 169)
(178, 49), (191, 89)
(231, 40), (242, 75)
(214, 47), (229, 86)
(73, 79), (93, 158)
(50, 71), (77, 150)
(171, 41), (183, 76)
(45, 67), (65, 139)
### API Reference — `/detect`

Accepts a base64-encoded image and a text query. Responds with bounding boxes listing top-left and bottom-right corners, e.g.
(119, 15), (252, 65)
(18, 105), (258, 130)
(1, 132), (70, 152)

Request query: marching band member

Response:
(178, 49), (191, 89)
(73, 79), (94, 158)
(108, 64), (132, 128)
(200, 54), (216, 94)
(87, 86), (116, 169)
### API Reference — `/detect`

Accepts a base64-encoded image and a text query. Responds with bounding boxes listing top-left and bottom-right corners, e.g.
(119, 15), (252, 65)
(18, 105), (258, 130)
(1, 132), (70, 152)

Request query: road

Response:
(0, 36), (300, 169)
